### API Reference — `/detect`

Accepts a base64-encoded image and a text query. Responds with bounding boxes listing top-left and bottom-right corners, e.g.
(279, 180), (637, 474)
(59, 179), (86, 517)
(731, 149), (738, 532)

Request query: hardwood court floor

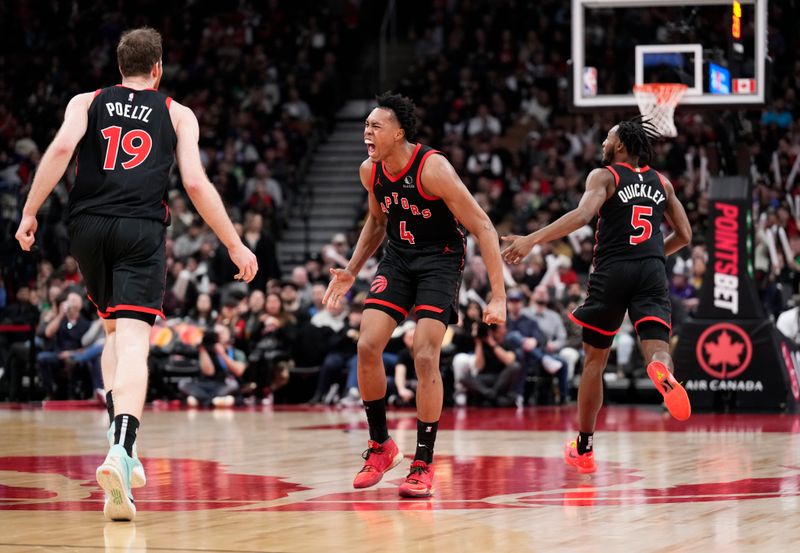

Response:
(1, 404), (799, 552)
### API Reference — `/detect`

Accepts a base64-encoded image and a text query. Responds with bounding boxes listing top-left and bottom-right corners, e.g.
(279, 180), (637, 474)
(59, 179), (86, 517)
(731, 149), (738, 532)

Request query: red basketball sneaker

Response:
(647, 360), (691, 421)
(399, 460), (435, 498)
(352, 438), (404, 489)
(563, 440), (597, 474)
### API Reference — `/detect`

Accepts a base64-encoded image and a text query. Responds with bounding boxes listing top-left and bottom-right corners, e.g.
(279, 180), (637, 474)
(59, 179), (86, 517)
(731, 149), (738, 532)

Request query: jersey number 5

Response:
(629, 205), (653, 245)
(399, 221), (415, 245)
(101, 126), (153, 170)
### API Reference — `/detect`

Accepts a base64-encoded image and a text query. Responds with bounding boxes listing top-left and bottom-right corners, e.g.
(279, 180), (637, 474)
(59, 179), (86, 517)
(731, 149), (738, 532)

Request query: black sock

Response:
(414, 419), (438, 464)
(363, 398), (389, 443)
(113, 414), (140, 457)
(577, 432), (594, 455)
(106, 390), (114, 426)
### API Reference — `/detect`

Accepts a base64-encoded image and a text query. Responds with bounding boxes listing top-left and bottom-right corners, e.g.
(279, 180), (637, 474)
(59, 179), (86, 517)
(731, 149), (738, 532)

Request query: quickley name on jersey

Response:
(69, 85), (177, 224)
(593, 162), (669, 268)
(370, 143), (465, 249)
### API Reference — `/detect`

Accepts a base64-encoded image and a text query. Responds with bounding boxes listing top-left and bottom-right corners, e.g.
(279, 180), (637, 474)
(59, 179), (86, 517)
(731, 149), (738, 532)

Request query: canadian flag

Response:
(733, 78), (756, 94)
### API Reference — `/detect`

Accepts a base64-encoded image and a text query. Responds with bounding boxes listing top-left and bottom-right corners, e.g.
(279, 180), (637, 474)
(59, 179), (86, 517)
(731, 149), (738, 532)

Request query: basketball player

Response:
(15, 28), (258, 519)
(323, 93), (506, 497)
(502, 117), (692, 473)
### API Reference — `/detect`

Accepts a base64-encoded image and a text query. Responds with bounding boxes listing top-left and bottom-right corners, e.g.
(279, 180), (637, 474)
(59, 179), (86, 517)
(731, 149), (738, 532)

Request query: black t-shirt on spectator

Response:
(55, 316), (90, 351)
(482, 338), (516, 375)
(395, 348), (416, 380)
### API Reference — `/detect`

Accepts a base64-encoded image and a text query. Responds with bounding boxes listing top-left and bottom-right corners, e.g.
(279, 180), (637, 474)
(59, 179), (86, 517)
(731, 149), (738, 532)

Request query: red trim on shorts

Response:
(93, 89), (102, 99)
(364, 299), (409, 317)
(165, 97), (172, 109)
(106, 304), (165, 319)
(415, 149), (442, 200)
(414, 304), (444, 314)
(162, 199), (170, 223)
(369, 161), (378, 193)
(618, 162), (650, 173)
(382, 143), (421, 183)
(605, 165), (620, 187)
(634, 316), (672, 332)
(568, 312), (619, 336)
(86, 293), (109, 317)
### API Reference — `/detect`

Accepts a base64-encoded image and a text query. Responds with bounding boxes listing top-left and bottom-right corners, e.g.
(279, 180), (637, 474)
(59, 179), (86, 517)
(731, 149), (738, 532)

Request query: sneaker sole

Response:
(647, 361), (691, 421)
(352, 449), (405, 489)
(96, 464), (136, 521)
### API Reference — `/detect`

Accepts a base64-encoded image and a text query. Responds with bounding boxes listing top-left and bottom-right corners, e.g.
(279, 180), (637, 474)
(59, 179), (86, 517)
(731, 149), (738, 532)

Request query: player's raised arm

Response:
(419, 155), (506, 324)
(323, 159), (387, 308)
(660, 174), (692, 256)
(171, 101), (257, 283)
(502, 167), (613, 264)
(16, 92), (93, 250)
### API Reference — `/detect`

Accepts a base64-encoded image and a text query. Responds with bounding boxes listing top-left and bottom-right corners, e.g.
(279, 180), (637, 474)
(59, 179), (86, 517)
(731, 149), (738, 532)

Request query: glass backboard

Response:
(570, 0), (768, 109)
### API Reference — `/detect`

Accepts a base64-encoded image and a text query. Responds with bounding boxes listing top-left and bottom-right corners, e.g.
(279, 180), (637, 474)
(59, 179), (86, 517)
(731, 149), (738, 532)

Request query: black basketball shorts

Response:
(69, 213), (167, 325)
(570, 257), (672, 349)
(365, 240), (465, 326)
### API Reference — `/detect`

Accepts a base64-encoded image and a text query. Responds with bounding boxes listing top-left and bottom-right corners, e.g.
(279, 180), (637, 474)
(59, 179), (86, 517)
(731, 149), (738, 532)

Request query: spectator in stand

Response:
(524, 286), (571, 404)
(36, 292), (90, 399)
(504, 288), (547, 407)
(59, 256), (82, 284)
(467, 138), (504, 178)
(291, 266), (313, 309)
(321, 233), (350, 270)
(241, 211), (281, 290)
(453, 322), (520, 406)
(388, 324), (418, 407)
(467, 104), (502, 137)
(308, 304), (362, 405)
(179, 324), (246, 408)
(173, 220), (206, 259)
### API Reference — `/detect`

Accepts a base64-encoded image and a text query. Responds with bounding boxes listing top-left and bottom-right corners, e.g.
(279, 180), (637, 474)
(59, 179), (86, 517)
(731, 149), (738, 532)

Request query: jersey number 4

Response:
(629, 205), (653, 245)
(101, 126), (153, 170)
(399, 221), (415, 245)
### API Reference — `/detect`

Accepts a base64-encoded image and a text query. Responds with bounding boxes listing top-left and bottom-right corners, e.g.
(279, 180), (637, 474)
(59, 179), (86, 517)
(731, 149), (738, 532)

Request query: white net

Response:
(632, 83), (688, 138)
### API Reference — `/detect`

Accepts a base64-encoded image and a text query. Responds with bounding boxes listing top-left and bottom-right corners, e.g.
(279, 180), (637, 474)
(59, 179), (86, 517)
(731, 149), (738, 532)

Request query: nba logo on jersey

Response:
(639, 174), (644, 182)
(128, 92), (134, 102)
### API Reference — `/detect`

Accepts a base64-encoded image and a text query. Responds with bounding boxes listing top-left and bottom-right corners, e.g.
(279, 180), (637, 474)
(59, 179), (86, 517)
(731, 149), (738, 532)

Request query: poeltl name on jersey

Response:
(104, 102), (153, 123)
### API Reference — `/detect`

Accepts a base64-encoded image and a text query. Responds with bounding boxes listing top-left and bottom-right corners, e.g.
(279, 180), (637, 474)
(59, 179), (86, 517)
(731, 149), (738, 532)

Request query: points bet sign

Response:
(675, 177), (798, 411)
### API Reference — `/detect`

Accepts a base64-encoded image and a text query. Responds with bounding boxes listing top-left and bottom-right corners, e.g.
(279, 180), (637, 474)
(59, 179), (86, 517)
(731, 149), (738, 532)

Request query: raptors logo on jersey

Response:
(593, 162), (669, 268)
(371, 143), (464, 248)
(69, 85), (177, 224)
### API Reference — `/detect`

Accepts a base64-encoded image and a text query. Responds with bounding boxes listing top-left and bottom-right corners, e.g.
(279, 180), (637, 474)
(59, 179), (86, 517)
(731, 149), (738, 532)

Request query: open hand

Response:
(322, 268), (355, 309)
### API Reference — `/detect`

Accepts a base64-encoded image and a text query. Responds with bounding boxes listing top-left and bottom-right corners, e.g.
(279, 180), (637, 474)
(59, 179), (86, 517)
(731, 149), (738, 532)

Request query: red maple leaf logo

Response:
(703, 330), (744, 377)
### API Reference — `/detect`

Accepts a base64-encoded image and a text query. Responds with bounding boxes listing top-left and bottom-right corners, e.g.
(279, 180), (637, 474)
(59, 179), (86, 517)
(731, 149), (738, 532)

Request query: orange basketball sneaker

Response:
(647, 360), (691, 421)
(398, 460), (435, 498)
(353, 438), (404, 489)
(563, 440), (597, 474)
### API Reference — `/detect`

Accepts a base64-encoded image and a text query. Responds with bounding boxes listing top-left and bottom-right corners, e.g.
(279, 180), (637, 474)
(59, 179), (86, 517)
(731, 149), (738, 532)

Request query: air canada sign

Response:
(685, 322), (762, 393)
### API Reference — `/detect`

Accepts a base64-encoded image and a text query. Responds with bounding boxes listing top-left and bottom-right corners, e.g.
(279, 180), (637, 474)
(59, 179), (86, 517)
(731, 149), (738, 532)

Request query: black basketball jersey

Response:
(371, 143), (465, 248)
(69, 85), (177, 224)
(593, 162), (668, 268)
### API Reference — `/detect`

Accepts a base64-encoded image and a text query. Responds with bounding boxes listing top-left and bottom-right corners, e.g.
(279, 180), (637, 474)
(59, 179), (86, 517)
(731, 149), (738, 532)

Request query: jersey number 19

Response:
(101, 126), (153, 171)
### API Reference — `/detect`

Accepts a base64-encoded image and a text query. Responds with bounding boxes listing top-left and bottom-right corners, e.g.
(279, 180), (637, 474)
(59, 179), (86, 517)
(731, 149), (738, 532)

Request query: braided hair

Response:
(615, 115), (660, 165)
(376, 91), (418, 142)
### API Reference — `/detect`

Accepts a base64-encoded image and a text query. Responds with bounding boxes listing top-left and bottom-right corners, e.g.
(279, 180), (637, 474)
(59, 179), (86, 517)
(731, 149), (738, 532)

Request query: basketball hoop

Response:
(632, 83), (688, 138)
